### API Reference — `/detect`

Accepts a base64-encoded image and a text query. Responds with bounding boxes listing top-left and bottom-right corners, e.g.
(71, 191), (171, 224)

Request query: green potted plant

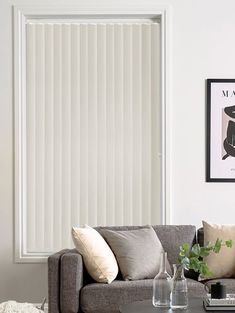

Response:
(170, 239), (233, 309)
(179, 239), (233, 278)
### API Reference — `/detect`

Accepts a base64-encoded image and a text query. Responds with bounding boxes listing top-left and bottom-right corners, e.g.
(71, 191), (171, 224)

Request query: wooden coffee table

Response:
(119, 297), (212, 312)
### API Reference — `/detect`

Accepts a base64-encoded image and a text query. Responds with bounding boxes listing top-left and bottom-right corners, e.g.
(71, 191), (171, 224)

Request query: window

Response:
(14, 7), (169, 262)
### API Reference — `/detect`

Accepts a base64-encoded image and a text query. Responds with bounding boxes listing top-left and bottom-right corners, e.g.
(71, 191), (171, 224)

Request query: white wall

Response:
(1, 0), (235, 302)
(171, 1), (235, 226)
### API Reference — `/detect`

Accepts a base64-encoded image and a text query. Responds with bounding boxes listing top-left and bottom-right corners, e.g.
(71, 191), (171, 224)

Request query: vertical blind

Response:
(25, 21), (161, 253)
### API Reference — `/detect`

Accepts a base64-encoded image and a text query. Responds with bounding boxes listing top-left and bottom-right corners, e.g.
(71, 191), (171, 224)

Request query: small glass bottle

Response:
(170, 264), (188, 310)
(152, 251), (171, 307)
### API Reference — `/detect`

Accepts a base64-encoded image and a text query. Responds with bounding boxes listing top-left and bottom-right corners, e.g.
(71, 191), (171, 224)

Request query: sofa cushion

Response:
(152, 225), (197, 280)
(101, 226), (171, 280)
(200, 221), (235, 280)
(80, 278), (206, 313)
(72, 225), (118, 283)
(152, 225), (196, 267)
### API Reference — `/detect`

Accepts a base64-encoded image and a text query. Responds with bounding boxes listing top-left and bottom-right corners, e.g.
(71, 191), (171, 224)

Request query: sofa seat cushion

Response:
(204, 279), (235, 294)
(187, 278), (207, 297)
(80, 279), (206, 313)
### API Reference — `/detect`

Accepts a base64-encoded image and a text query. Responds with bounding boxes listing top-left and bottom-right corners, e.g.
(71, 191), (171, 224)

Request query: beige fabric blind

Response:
(25, 21), (161, 253)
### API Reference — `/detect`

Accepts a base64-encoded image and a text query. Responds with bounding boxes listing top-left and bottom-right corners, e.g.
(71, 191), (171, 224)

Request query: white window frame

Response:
(14, 4), (171, 263)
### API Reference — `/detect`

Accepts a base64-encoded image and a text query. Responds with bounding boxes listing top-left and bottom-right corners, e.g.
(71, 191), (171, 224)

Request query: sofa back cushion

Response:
(152, 225), (196, 268)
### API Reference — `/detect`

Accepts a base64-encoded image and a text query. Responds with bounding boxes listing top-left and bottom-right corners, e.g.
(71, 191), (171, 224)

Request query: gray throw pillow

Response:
(101, 226), (171, 281)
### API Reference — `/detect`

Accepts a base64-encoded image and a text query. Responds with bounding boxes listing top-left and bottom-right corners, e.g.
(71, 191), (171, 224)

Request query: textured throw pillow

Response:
(101, 226), (171, 280)
(72, 225), (118, 283)
(200, 220), (235, 280)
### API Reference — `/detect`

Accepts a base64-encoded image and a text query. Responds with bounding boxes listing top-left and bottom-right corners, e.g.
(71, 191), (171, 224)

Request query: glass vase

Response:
(170, 264), (188, 310)
(152, 251), (172, 307)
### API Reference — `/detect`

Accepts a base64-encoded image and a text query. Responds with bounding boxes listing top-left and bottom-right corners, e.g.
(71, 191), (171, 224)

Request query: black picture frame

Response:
(207, 78), (235, 182)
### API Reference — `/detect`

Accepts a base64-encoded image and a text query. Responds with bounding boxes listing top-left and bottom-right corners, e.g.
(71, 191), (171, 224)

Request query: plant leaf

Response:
(179, 243), (190, 257)
(191, 244), (201, 257)
(199, 247), (210, 257)
(204, 241), (214, 251)
(181, 257), (190, 270)
(213, 238), (222, 253)
(226, 240), (233, 248)
(199, 261), (213, 278)
(188, 257), (200, 272)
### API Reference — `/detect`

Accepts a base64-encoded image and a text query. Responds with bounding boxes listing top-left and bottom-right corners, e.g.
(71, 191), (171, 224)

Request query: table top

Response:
(119, 297), (211, 313)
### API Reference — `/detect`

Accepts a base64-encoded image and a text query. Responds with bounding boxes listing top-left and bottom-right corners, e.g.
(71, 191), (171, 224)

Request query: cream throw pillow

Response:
(72, 225), (118, 283)
(201, 221), (235, 279)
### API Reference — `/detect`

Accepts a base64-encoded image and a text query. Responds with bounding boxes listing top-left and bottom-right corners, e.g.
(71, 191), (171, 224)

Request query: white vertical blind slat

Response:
(97, 24), (107, 226)
(35, 24), (45, 251)
(44, 24), (54, 251)
(25, 21), (161, 253)
(141, 24), (151, 225)
(123, 24), (133, 225)
(106, 24), (115, 226)
(53, 24), (62, 250)
(61, 24), (72, 247)
(132, 24), (142, 225)
(79, 24), (89, 226)
(151, 23), (161, 223)
(114, 24), (124, 225)
(88, 25), (98, 226)
(26, 24), (36, 251)
(71, 24), (80, 229)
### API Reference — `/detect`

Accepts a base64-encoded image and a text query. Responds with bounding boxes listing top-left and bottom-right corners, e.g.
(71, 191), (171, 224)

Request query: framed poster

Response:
(207, 79), (235, 182)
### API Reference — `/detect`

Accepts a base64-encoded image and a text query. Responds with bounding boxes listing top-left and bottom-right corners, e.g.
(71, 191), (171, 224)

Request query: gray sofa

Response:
(48, 225), (235, 313)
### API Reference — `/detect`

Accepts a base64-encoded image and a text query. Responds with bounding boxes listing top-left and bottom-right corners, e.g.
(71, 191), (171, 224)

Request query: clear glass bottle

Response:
(170, 264), (188, 310)
(152, 251), (171, 307)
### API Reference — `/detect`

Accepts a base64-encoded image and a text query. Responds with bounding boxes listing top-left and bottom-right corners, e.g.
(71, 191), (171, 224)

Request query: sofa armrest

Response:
(60, 250), (84, 313)
(48, 249), (70, 313)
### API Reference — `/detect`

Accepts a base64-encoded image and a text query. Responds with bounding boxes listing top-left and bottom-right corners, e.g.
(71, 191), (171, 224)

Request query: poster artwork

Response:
(207, 79), (235, 182)
(222, 97), (235, 160)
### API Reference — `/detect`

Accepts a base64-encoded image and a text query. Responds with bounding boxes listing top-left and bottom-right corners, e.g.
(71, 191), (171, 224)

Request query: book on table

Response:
(204, 294), (235, 311)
